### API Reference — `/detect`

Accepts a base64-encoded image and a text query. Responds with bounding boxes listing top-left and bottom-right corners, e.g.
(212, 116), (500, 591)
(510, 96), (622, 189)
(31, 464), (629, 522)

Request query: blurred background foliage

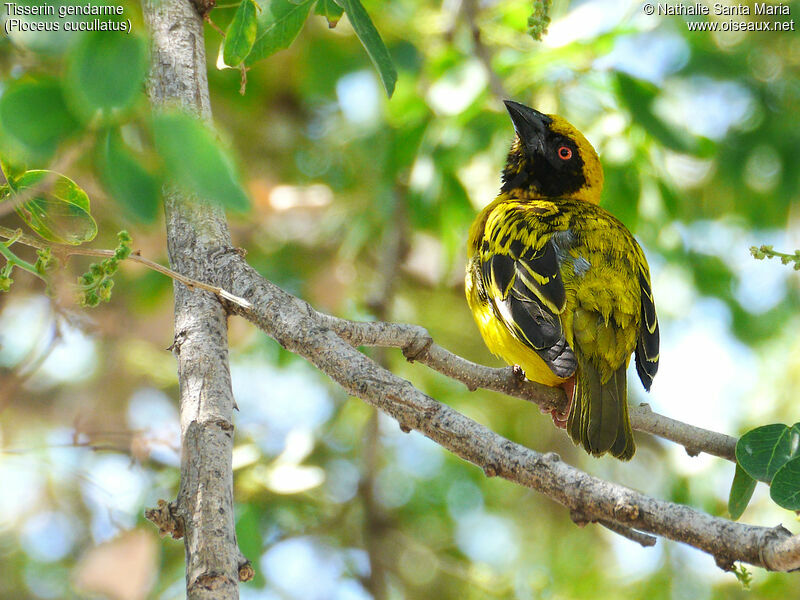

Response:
(1, 0), (800, 598)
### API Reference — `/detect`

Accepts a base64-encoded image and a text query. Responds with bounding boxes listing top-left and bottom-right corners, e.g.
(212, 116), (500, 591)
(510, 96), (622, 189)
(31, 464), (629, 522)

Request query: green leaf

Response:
(4, 170), (97, 244)
(245, 0), (314, 66)
(338, 0), (397, 97)
(602, 165), (641, 232)
(736, 423), (800, 483)
(439, 171), (474, 262)
(2, 0), (75, 55)
(687, 251), (735, 299)
(770, 456), (800, 511)
(151, 111), (250, 212)
(64, 31), (149, 124)
(0, 154), (27, 190)
(96, 129), (161, 223)
(384, 117), (429, 178)
(223, 0), (258, 67)
(0, 78), (79, 162)
(732, 563), (752, 589)
(615, 72), (693, 154)
(728, 463), (757, 520)
(315, 0), (344, 27)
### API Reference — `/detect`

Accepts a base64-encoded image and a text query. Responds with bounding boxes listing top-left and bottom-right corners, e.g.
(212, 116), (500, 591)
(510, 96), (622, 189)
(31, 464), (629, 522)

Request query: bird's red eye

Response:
(558, 146), (572, 160)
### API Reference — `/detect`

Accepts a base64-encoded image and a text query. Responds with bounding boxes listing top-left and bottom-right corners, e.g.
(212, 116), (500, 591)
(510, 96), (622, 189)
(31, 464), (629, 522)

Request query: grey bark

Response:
(142, 0), (245, 597)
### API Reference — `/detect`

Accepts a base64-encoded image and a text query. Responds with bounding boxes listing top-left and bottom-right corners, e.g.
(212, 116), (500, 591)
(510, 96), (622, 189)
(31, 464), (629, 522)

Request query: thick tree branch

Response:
(141, 0), (248, 598)
(202, 254), (799, 573)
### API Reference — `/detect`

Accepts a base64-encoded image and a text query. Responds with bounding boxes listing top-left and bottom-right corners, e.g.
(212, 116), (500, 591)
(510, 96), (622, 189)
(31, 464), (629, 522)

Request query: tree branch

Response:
(316, 315), (738, 462)
(141, 0), (249, 597)
(462, 0), (509, 100)
(203, 253), (799, 573)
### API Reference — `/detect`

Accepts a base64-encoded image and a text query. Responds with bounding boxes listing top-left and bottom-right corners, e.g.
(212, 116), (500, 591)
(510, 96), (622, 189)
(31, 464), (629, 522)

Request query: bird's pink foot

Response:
(550, 377), (576, 430)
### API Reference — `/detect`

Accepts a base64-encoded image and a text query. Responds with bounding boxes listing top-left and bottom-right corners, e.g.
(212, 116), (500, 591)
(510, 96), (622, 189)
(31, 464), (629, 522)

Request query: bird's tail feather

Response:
(567, 354), (634, 460)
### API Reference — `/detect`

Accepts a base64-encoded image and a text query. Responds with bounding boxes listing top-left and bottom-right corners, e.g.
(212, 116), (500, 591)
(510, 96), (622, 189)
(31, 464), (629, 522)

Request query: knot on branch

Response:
(764, 524), (793, 542)
(758, 524), (796, 571)
(167, 330), (188, 354)
(212, 417), (235, 433)
(191, 572), (236, 592)
(145, 499), (184, 539)
(613, 498), (640, 521)
(238, 558), (255, 582)
(401, 330), (433, 363)
(483, 462), (499, 478)
(714, 554), (735, 572)
(684, 445), (701, 458)
(569, 509), (591, 528)
(542, 452), (561, 464)
(191, 0), (216, 17)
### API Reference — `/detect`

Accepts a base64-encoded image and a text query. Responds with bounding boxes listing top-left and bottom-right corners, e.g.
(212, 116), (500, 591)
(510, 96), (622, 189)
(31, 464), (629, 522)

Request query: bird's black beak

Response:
(504, 100), (550, 153)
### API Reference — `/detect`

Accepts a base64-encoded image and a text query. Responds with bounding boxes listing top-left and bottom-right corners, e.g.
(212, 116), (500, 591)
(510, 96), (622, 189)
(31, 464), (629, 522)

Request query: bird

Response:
(465, 100), (659, 460)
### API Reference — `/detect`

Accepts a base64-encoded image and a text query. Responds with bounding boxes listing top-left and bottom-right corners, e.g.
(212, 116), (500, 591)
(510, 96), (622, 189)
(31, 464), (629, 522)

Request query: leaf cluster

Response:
(220, 0), (397, 97)
(750, 245), (800, 271)
(729, 424), (800, 519)
(1, 28), (252, 233)
(78, 230), (132, 307)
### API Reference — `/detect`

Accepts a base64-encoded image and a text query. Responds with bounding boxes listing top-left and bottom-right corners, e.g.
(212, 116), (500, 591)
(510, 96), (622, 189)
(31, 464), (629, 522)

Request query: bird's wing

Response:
(635, 264), (659, 390)
(480, 224), (577, 378)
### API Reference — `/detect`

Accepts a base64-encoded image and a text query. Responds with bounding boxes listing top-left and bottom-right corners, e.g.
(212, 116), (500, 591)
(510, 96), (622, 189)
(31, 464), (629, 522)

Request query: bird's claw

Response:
(550, 377), (576, 430)
(550, 408), (569, 429)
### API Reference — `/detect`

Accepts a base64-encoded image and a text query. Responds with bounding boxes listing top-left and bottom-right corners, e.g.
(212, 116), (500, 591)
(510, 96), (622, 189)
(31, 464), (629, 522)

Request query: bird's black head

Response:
(501, 100), (603, 203)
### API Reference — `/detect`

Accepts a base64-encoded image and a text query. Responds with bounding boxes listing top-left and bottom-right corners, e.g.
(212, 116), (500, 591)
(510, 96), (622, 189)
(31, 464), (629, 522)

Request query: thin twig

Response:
(0, 234), (44, 280)
(0, 226), (252, 310)
(64, 247), (253, 309)
(462, 0), (509, 99)
(0, 226), (47, 249)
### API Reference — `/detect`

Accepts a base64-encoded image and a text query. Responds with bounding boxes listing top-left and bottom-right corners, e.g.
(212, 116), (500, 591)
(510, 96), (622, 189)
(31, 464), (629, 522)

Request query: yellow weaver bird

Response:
(465, 101), (659, 460)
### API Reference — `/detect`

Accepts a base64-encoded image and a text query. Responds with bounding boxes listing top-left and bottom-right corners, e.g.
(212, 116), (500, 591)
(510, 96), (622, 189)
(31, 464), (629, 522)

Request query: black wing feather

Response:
(635, 270), (659, 391)
(482, 237), (576, 378)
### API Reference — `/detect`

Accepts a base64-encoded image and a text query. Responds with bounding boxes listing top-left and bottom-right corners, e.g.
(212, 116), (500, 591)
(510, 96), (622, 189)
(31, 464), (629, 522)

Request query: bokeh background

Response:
(1, 0), (800, 598)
